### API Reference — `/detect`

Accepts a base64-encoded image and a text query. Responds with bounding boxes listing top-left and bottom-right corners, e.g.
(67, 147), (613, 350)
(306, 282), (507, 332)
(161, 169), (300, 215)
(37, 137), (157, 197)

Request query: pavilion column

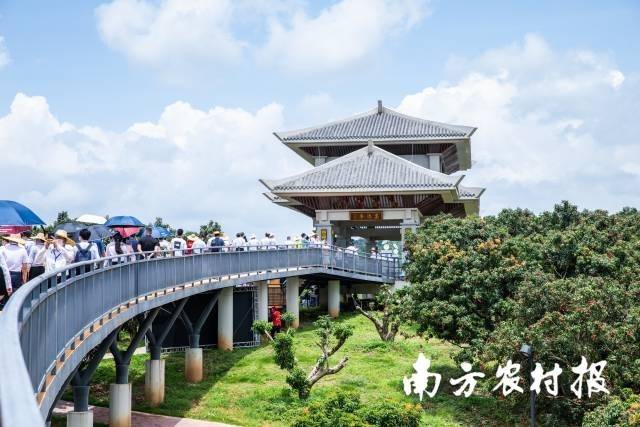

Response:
(286, 277), (300, 328)
(315, 222), (333, 246)
(328, 279), (340, 318)
(256, 280), (269, 322)
(400, 212), (419, 261)
(218, 287), (234, 351)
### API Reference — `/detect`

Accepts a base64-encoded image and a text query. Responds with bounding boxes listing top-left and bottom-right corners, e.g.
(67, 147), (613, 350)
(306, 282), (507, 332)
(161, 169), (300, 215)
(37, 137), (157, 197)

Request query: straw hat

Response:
(32, 232), (47, 242)
(54, 230), (76, 246)
(2, 234), (25, 245)
(213, 230), (221, 236)
(187, 234), (199, 241)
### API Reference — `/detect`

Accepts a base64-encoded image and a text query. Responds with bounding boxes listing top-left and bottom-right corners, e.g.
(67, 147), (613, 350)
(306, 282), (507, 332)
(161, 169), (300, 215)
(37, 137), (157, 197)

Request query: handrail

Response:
(0, 245), (399, 426)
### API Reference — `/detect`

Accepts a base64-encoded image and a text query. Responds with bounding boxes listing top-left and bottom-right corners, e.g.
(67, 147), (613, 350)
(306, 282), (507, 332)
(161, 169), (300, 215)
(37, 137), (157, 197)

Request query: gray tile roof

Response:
(261, 144), (462, 193)
(275, 105), (476, 142)
(458, 186), (485, 199)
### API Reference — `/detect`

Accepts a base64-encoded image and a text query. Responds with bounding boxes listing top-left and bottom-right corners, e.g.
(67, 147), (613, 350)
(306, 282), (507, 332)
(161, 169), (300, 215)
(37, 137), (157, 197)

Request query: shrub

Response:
(582, 392), (640, 426)
(358, 401), (422, 427)
(291, 391), (420, 427)
(273, 330), (296, 370)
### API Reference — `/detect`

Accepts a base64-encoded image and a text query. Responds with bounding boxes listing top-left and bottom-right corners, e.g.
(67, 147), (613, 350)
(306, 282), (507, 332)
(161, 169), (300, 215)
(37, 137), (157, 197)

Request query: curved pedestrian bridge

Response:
(0, 246), (398, 426)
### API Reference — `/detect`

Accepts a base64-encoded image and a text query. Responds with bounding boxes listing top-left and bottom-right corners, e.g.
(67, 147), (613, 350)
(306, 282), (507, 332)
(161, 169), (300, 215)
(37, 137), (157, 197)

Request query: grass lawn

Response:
(77, 312), (515, 426)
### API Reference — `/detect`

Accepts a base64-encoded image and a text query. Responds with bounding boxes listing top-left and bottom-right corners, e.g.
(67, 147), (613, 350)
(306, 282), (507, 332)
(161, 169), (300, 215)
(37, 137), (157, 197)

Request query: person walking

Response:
(138, 227), (160, 257)
(74, 228), (101, 274)
(75, 229), (101, 261)
(105, 232), (130, 265)
(1, 235), (30, 291)
(268, 233), (277, 250)
(44, 230), (76, 273)
(260, 232), (271, 250)
(247, 234), (258, 250)
(170, 229), (187, 256)
(28, 233), (47, 279)
(271, 307), (282, 333)
(232, 232), (246, 251)
(209, 230), (225, 253)
(0, 242), (13, 308)
(188, 234), (207, 254)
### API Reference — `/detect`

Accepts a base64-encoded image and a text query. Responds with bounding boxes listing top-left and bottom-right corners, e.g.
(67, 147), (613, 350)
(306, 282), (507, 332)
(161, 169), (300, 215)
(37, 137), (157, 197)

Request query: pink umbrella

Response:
(0, 225), (31, 234)
(112, 226), (141, 238)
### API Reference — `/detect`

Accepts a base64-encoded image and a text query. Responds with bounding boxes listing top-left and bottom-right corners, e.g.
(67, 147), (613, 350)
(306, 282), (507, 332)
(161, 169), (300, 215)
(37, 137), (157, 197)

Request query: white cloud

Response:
(398, 34), (640, 214)
(0, 36), (10, 68)
(258, 0), (428, 72)
(94, 0), (428, 75)
(95, 0), (244, 70)
(0, 93), (311, 238)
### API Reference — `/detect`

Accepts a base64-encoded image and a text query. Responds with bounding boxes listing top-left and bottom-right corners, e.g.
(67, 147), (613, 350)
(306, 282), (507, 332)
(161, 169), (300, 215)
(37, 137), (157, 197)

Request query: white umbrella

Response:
(76, 214), (107, 225)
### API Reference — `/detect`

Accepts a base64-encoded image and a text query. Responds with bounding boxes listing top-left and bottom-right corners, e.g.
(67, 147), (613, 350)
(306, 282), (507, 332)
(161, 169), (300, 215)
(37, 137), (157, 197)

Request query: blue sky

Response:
(1, 0), (639, 237)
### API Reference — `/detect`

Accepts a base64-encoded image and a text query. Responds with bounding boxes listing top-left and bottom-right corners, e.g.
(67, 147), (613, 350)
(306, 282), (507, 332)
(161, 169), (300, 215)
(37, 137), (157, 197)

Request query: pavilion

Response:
(260, 101), (484, 253)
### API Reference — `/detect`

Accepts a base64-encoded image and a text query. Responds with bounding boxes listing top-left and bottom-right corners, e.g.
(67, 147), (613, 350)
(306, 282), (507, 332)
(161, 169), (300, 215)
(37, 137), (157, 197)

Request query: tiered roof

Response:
(275, 105), (475, 142)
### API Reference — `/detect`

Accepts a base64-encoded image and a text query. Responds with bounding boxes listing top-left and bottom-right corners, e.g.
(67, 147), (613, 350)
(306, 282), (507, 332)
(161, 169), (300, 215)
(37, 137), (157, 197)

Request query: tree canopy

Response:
(403, 202), (640, 424)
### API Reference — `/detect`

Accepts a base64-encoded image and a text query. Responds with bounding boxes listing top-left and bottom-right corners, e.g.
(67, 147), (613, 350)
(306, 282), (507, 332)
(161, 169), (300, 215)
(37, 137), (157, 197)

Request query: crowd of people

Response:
(0, 225), (388, 309)
(0, 228), (325, 303)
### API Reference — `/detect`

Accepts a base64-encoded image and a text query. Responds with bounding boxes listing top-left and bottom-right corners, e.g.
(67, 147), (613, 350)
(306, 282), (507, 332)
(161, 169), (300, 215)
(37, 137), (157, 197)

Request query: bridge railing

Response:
(0, 245), (399, 426)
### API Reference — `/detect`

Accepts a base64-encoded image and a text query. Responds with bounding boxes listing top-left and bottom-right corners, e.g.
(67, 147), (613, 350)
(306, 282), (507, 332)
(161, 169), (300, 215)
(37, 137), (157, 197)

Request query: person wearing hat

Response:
(28, 233), (48, 279)
(1, 234), (30, 290)
(208, 230), (224, 253)
(0, 246), (12, 307)
(188, 234), (206, 254)
(44, 230), (76, 274)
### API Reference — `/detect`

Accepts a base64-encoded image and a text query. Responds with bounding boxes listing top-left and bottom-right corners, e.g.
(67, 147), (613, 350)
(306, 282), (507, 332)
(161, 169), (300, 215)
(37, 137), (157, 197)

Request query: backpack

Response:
(75, 244), (93, 262)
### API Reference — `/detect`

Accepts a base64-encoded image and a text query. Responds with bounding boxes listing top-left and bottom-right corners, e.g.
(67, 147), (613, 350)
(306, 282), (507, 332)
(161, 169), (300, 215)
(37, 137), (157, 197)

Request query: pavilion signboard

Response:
(349, 211), (383, 221)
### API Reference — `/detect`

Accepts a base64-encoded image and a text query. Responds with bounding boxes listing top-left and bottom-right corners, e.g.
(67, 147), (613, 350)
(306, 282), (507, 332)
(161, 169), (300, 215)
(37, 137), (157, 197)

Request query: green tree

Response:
(199, 220), (222, 239)
(255, 315), (353, 399)
(352, 285), (408, 342)
(403, 202), (640, 423)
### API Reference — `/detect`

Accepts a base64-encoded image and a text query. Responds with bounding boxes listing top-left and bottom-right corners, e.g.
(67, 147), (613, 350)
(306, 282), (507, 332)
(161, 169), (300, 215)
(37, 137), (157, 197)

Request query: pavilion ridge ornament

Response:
(403, 353), (609, 400)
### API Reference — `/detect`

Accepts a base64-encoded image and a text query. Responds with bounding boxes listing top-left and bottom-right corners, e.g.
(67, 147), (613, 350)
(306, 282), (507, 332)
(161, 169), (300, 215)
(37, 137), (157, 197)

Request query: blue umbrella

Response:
(104, 215), (145, 228)
(150, 226), (171, 238)
(87, 224), (114, 240)
(136, 226), (171, 239)
(0, 200), (45, 226)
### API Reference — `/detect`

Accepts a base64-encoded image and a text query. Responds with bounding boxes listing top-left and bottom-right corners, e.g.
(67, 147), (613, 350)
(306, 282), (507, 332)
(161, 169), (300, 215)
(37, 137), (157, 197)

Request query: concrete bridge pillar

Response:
(218, 287), (234, 351)
(257, 280), (269, 322)
(286, 277), (300, 328)
(109, 383), (132, 427)
(185, 347), (203, 382)
(328, 279), (340, 318)
(145, 298), (187, 404)
(67, 385), (92, 427)
(108, 309), (159, 427)
(319, 285), (328, 309)
(144, 356), (165, 406)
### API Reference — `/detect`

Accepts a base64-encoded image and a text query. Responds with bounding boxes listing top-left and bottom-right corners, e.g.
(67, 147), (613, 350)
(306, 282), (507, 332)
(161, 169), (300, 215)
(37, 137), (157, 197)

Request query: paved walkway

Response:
(54, 401), (235, 426)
